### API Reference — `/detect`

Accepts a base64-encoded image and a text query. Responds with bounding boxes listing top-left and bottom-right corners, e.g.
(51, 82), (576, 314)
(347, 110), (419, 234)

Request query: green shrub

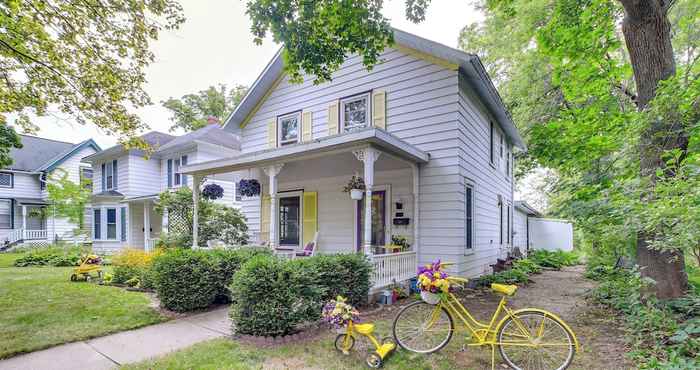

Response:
(529, 249), (579, 269)
(479, 268), (529, 286)
(229, 253), (372, 337)
(512, 258), (542, 274)
(13, 245), (86, 267)
(152, 247), (271, 312)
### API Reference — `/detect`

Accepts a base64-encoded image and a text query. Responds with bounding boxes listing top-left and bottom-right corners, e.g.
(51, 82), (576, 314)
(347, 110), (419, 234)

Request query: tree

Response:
(245, 0), (699, 298)
(161, 84), (247, 132)
(1, 0), (185, 150)
(46, 168), (91, 233)
(0, 124), (22, 168)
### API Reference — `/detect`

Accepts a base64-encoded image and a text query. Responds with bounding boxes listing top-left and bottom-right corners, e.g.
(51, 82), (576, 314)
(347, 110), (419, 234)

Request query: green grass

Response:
(687, 264), (700, 293)
(0, 258), (166, 359)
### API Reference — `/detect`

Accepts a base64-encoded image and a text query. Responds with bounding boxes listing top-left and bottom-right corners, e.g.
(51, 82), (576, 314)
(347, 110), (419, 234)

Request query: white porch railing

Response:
(24, 229), (47, 240)
(146, 238), (157, 251)
(371, 251), (417, 290)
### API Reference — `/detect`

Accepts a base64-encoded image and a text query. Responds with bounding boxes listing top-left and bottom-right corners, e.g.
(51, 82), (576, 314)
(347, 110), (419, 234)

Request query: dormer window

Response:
(341, 92), (370, 132)
(278, 112), (300, 146)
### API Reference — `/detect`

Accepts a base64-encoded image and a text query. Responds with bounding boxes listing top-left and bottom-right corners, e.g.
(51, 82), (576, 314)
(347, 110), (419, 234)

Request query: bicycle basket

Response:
(421, 291), (441, 305)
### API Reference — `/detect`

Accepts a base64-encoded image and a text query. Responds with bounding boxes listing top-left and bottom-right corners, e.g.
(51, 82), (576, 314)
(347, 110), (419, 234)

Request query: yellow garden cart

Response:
(70, 254), (103, 282)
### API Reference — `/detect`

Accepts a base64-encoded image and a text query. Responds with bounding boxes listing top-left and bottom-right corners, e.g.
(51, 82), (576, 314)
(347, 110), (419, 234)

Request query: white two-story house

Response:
(182, 29), (526, 288)
(0, 135), (100, 248)
(82, 123), (242, 254)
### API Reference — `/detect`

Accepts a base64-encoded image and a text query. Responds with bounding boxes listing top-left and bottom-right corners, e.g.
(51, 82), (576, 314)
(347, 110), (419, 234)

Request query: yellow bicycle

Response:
(392, 263), (579, 370)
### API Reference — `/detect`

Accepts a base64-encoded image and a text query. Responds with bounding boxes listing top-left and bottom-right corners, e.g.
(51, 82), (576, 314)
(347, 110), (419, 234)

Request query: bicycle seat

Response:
(354, 323), (375, 335)
(491, 283), (518, 296)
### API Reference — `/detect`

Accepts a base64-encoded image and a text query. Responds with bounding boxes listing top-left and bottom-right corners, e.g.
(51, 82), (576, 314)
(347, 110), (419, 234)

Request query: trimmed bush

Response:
(112, 248), (161, 289)
(229, 253), (372, 337)
(152, 247), (270, 312)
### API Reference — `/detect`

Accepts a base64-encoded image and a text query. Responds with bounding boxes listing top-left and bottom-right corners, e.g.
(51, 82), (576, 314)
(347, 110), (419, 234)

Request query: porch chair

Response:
(295, 232), (319, 258)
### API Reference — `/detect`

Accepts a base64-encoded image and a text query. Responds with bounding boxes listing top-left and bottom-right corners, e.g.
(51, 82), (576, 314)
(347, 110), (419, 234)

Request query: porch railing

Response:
(24, 229), (48, 240)
(371, 251), (417, 290)
(146, 238), (157, 251)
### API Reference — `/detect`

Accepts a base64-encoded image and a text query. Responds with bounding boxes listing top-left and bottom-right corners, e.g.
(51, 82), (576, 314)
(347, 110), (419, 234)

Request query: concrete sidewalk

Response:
(0, 307), (231, 370)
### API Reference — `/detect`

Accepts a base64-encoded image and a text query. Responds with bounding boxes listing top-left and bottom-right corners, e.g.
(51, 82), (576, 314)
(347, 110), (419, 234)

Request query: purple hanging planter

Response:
(202, 183), (224, 200)
(238, 179), (261, 197)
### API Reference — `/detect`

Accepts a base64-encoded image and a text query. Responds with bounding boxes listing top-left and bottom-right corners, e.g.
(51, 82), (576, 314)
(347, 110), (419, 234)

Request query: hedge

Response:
(151, 247), (270, 312)
(229, 253), (372, 337)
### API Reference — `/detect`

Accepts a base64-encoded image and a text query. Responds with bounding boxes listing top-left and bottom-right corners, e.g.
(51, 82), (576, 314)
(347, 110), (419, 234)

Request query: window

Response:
(168, 155), (188, 188)
(81, 167), (93, 190)
(498, 196), (503, 245)
(505, 150), (511, 177)
(120, 207), (127, 242)
(506, 202), (511, 245)
(235, 183), (242, 202)
(340, 92), (370, 132)
(40, 173), (46, 191)
(93, 209), (101, 239)
(0, 172), (13, 188)
(465, 184), (474, 251)
(102, 160), (117, 190)
(277, 112), (301, 145)
(279, 195), (301, 246)
(106, 208), (117, 239)
(0, 199), (11, 229)
(489, 122), (495, 165)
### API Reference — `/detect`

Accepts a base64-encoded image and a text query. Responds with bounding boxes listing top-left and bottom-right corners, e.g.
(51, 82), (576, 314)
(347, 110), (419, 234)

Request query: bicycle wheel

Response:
(392, 301), (454, 353)
(497, 310), (575, 370)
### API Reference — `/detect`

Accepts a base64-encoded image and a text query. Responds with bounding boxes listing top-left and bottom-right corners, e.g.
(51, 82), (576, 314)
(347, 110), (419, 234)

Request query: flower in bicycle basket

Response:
(417, 260), (451, 293)
(321, 296), (359, 328)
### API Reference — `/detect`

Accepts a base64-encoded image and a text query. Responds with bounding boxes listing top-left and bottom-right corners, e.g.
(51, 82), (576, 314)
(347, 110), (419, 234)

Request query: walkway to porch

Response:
(183, 128), (428, 290)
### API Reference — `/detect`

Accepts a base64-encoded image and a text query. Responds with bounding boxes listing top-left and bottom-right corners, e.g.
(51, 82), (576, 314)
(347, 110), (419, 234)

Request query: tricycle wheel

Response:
(70, 274), (77, 282)
(381, 336), (396, 347)
(334, 334), (354, 355)
(366, 353), (383, 368)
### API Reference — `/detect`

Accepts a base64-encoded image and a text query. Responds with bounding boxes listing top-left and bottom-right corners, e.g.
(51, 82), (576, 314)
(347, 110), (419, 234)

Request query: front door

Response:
(279, 195), (301, 247)
(356, 190), (386, 251)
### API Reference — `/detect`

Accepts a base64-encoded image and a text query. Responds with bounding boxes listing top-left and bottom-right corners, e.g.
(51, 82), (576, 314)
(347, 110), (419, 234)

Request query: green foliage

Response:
(229, 253), (372, 337)
(590, 266), (700, 368)
(529, 249), (579, 269)
(13, 244), (88, 267)
(155, 187), (249, 248)
(151, 248), (270, 312)
(46, 168), (92, 230)
(0, 125), (22, 168)
(111, 248), (161, 289)
(479, 268), (529, 286)
(512, 258), (542, 274)
(1, 0), (184, 146)
(245, 0), (395, 84)
(162, 84), (247, 132)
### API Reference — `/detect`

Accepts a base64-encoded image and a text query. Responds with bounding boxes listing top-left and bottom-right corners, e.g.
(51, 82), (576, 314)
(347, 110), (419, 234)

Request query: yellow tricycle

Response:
(70, 254), (103, 282)
(334, 320), (397, 368)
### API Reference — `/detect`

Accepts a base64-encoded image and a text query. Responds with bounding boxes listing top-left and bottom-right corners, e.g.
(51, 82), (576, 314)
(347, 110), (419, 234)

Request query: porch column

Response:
(263, 164), (284, 249)
(411, 163), (420, 259)
(143, 201), (151, 251)
(192, 174), (201, 249)
(353, 148), (381, 256)
(21, 205), (27, 239)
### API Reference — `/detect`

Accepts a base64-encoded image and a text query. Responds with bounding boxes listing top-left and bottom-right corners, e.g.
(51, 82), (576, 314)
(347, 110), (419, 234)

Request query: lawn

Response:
(0, 252), (166, 359)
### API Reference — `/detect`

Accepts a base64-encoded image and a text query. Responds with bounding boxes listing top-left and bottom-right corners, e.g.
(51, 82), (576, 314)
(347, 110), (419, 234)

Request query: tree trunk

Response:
(619, 0), (688, 299)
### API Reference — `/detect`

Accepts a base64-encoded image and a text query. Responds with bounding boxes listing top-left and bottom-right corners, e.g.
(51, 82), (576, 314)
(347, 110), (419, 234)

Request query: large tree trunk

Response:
(619, 0), (688, 299)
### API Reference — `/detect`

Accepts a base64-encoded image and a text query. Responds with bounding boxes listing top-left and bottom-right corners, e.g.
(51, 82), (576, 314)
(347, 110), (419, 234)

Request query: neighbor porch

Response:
(183, 128), (428, 289)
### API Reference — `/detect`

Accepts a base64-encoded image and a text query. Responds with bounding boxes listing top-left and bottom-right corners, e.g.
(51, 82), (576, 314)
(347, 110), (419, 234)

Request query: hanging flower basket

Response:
(238, 179), (261, 197)
(342, 175), (365, 200)
(202, 183), (224, 200)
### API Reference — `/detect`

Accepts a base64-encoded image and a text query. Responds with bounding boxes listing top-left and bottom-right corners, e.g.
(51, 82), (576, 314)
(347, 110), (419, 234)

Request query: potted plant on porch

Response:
(343, 175), (366, 200)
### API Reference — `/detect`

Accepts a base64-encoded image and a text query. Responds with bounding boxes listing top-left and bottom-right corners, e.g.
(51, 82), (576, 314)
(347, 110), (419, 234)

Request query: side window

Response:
(120, 207), (127, 242)
(0, 172), (13, 188)
(105, 162), (114, 190)
(81, 167), (93, 190)
(498, 195), (503, 245)
(489, 122), (495, 165)
(106, 208), (117, 239)
(0, 199), (12, 229)
(340, 92), (371, 132)
(465, 183), (474, 252)
(93, 209), (101, 239)
(505, 149), (511, 177)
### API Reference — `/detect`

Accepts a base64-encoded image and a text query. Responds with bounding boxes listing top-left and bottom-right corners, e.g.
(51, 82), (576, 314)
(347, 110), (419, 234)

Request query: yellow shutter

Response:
(327, 101), (339, 135)
(372, 90), (386, 129)
(302, 111), (313, 142)
(302, 191), (318, 246)
(260, 194), (271, 243)
(267, 120), (277, 148)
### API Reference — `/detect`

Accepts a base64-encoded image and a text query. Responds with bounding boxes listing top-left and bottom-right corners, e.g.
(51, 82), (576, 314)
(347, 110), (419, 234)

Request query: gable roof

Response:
(156, 124), (241, 153)
(82, 131), (177, 162)
(222, 28), (525, 150)
(7, 135), (101, 172)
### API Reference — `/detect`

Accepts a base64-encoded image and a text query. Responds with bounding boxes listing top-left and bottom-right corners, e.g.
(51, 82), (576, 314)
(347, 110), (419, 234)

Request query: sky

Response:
(28, 0), (485, 149)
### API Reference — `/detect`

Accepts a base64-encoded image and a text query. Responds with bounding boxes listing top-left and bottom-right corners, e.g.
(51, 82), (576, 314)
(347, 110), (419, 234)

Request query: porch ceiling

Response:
(181, 128), (429, 176)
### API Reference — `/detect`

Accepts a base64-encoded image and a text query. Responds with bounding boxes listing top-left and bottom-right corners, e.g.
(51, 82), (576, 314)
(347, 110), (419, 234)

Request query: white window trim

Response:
(340, 92), (371, 132)
(0, 172), (13, 188)
(276, 190), (304, 248)
(0, 199), (12, 229)
(464, 179), (476, 255)
(105, 162), (115, 190)
(169, 154), (189, 188)
(92, 206), (123, 242)
(277, 112), (302, 146)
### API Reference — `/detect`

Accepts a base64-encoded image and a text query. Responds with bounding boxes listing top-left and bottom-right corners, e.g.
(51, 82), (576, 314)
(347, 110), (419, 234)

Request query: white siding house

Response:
(0, 135), (100, 248)
(83, 125), (242, 254)
(182, 29), (527, 288)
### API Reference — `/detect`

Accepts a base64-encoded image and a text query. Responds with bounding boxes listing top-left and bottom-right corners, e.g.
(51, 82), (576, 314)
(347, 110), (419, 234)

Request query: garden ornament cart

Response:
(70, 254), (103, 282)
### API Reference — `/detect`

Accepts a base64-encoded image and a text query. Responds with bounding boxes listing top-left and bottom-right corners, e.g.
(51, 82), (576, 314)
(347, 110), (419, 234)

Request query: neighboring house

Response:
(514, 201), (574, 253)
(0, 135), (100, 248)
(182, 29), (526, 289)
(82, 123), (242, 254)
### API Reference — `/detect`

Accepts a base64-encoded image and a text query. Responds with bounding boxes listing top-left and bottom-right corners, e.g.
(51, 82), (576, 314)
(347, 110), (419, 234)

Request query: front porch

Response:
(183, 128), (427, 290)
